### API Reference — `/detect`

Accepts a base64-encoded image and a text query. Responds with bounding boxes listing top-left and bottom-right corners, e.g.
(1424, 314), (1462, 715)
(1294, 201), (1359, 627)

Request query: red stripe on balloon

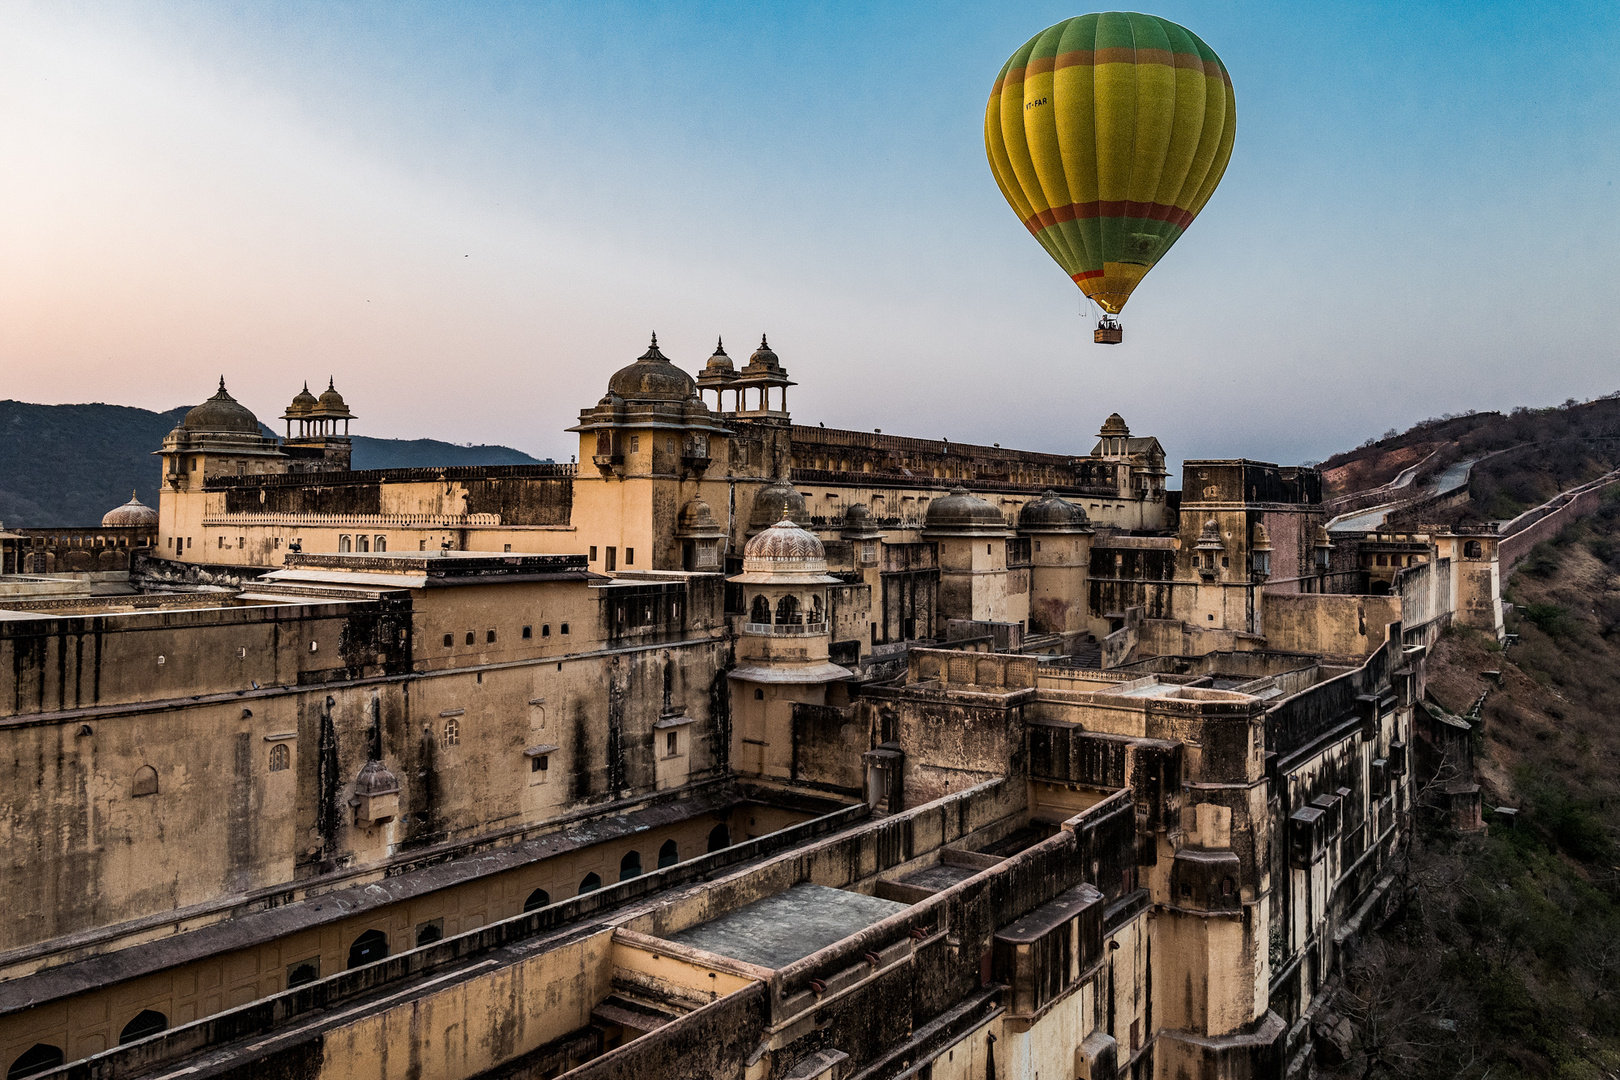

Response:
(1023, 201), (1195, 234)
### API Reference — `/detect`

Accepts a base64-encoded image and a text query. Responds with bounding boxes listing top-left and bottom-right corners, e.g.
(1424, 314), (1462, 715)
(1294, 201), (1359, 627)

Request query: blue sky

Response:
(0, 1), (1615, 468)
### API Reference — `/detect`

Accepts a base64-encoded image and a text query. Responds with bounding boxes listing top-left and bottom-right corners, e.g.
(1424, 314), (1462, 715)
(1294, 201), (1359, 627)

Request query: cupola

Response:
(748, 479), (808, 532)
(923, 487), (1008, 535)
(606, 333), (698, 402)
(182, 378), (261, 435)
(101, 491), (158, 528)
(1017, 490), (1091, 533)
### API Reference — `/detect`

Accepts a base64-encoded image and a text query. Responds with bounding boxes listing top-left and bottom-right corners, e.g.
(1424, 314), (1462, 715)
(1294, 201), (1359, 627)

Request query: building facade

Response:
(0, 338), (1498, 1080)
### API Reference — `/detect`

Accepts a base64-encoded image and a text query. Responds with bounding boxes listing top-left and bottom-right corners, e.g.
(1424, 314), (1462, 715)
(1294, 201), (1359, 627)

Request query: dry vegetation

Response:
(1322, 492), (1620, 1079)
(1318, 394), (1620, 504)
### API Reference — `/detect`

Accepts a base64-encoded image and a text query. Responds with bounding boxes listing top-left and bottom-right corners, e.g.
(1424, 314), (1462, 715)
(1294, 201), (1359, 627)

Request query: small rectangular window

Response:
(532, 755), (548, 773)
(238, 536), (245, 548)
(560, 623), (569, 635)
(443, 634), (453, 648)
(522, 626), (532, 639)
(187, 537), (192, 548)
(605, 547), (616, 571)
(666, 731), (678, 756)
(504, 544), (512, 552)
(625, 548), (634, 566)
(630, 436), (640, 452)
(465, 631), (475, 645)
(218, 536), (225, 548)
(590, 546), (597, 561)
(486, 629), (496, 644)
(542, 625), (551, 637)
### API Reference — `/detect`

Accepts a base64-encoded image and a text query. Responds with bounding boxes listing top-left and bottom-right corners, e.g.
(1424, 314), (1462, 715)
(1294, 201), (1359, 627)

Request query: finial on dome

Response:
(650, 331), (658, 348)
(302, 381), (309, 392)
(130, 488), (138, 500)
(217, 376), (226, 393)
(759, 334), (769, 349)
(716, 336), (725, 353)
(328, 377), (335, 391)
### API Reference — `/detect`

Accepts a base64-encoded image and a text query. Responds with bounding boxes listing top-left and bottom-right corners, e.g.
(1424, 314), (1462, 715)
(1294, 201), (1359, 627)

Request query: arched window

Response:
(375, 536), (386, 552)
(132, 764), (158, 797)
(619, 851), (642, 880)
(578, 872), (602, 894)
(775, 594), (800, 625)
(707, 823), (731, 852)
(750, 595), (771, 624)
(658, 839), (679, 868)
(810, 593), (823, 623)
(1464, 540), (1483, 559)
(119, 1010), (168, 1044)
(7, 1044), (64, 1079)
(523, 888), (551, 912)
(338, 535), (351, 552)
(356, 535), (369, 552)
(442, 718), (460, 747)
(347, 929), (390, 969)
(268, 743), (290, 771)
(414, 920), (443, 947)
(286, 958), (320, 988)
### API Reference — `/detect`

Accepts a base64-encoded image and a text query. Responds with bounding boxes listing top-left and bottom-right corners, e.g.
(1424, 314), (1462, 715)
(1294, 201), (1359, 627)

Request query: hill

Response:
(1318, 416), (1620, 1078)
(0, 400), (545, 527)
(1319, 393), (1620, 521)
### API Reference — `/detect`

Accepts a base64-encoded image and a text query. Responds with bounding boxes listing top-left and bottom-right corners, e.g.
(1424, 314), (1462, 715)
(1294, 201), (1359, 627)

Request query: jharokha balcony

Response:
(743, 619), (827, 636)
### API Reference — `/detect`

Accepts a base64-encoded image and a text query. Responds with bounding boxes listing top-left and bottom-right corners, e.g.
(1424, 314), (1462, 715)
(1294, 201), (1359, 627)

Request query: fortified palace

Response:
(0, 337), (1506, 1080)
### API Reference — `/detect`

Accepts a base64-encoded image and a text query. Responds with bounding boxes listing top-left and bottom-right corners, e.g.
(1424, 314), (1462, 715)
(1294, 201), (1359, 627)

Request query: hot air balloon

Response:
(985, 13), (1235, 344)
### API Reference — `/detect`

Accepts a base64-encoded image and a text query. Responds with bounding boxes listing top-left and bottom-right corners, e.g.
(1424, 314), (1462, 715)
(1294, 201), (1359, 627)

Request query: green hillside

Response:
(0, 400), (544, 527)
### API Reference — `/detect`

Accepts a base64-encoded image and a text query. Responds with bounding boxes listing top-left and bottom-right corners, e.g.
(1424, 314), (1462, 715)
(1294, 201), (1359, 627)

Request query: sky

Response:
(0, 1), (1616, 470)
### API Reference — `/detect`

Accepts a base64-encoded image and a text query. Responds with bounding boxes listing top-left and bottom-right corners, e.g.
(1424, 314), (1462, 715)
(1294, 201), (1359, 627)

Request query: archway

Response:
(658, 839), (679, 868)
(119, 1010), (168, 1045)
(578, 872), (602, 894)
(775, 594), (800, 624)
(347, 928), (390, 969)
(619, 851), (642, 880)
(7, 1045), (63, 1079)
(750, 594), (771, 624)
(707, 823), (731, 852)
(523, 888), (551, 912)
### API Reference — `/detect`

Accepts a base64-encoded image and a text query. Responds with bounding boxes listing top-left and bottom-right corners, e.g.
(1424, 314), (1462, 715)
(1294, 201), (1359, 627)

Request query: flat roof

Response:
(665, 883), (907, 970)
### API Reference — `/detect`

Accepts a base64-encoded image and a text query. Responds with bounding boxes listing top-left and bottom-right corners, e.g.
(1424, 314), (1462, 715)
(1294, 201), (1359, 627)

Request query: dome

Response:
(1195, 519), (1225, 550)
(606, 334), (698, 402)
(1018, 490), (1091, 532)
(101, 491), (157, 528)
(183, 378), (261, 434)
(702, 338), (735, 376)
(923, 487), (1007, 533)
(677, 496), (724, 537)
(354, 758), (400, 796)
(1099, 412), (1131, 438)
(742, 518), (826, 573)
(285, 382), (318, 417)
(748, 479), (808, 530)
(1251, 521), (1273, 551)
(315, 378), (352, 417)
(744, 334), (781, 372)
(840, 502), (882, 540)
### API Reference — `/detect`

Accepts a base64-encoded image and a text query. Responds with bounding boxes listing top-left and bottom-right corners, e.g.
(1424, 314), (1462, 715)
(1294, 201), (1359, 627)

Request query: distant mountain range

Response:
(0, 400), (546, 527)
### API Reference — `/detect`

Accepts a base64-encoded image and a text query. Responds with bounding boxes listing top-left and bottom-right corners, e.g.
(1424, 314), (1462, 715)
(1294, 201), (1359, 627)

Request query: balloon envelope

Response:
(985, 12), (1235, 315)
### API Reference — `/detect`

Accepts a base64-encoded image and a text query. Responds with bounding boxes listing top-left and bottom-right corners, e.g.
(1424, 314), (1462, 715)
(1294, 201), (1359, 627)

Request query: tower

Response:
(567, 335), (732, 572)
(1017, 491), (1094, 637)
(280, 379), (355, 472)
(726, 518), (852, 778)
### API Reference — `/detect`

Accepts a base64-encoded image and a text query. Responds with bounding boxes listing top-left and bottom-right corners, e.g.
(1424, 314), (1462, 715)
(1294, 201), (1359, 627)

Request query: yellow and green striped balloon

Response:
(985, 12), (1235, 315)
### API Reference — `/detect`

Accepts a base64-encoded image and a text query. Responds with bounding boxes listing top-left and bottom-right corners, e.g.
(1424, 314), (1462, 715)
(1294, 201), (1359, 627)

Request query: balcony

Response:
(743, 620), (827, 636)
(592, 453), (624, 476)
